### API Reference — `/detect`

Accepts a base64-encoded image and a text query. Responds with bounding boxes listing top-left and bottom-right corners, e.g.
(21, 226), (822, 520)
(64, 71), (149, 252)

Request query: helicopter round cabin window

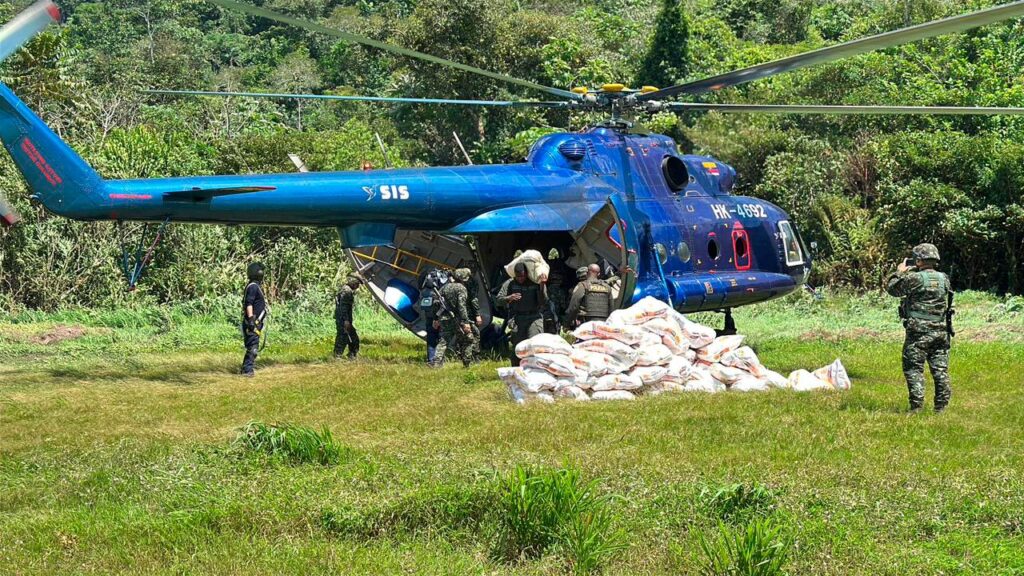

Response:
(655, 243), (668, 265)
(677, 241), (691, 263)
(708, 237), (720, 260)
(735, 234), (748, 259)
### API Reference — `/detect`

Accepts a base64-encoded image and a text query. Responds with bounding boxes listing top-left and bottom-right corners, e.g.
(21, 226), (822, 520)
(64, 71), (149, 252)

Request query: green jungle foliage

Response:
(1, 0), (1023, 311)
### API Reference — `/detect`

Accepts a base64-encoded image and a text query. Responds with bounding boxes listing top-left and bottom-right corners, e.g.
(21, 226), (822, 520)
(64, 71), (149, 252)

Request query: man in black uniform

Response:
(241, 262), (267, 377)
(334, 273), (362, 359)
(565, 263), (614, 327)
(496, 262), (548, 366)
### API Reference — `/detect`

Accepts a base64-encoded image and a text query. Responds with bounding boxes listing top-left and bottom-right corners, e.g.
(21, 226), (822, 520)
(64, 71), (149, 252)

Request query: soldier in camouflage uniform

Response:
(885, 243), (954, 412)
(464, 267), (483, 361)
(565, 264), (614, 327)
(433, 268), (475, 368)
(496, 263), (548, 366)
(334, 273), (362, 359)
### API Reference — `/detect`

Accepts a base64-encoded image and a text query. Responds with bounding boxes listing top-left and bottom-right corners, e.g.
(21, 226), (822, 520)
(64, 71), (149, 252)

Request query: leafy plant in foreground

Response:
(701, 482), (777, 522)
(234, 421), (345, 466)
(492, 464), (626, 574)
(698, 518), (793, 576)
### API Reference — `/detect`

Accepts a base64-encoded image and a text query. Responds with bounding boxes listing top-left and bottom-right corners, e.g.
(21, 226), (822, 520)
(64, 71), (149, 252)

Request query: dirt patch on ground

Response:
(958, 325), (1024, 343)
(30, 326), (88, 345)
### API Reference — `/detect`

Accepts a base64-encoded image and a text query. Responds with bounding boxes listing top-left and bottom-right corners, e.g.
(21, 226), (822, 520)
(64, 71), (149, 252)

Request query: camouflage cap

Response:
(346, 273), (363, 284)
(576, 266), (589, 280)
(453, 268), (471, 282)
(912, 243), (940, 261)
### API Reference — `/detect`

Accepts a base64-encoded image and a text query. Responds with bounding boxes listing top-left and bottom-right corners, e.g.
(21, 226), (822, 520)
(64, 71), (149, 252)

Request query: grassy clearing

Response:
(1, 291), (1023, 574)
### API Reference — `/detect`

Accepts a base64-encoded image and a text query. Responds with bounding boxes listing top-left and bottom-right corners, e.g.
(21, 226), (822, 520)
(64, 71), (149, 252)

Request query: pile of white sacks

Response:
(497, 297), (850, 403)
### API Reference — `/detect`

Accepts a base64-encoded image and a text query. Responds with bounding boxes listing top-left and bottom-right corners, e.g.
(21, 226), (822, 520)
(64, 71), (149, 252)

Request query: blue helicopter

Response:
(3, 0), (1024, 339)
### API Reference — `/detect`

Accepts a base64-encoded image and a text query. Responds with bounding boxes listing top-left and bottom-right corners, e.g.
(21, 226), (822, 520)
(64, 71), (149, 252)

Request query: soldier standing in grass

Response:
(886, 243), (954, 413)
(241, 262), (267, 377)
(496, 262), (548, 366)
(463, 265), (483, 361)
(433, 268), (475, 368)
(333, 273), (362, 359)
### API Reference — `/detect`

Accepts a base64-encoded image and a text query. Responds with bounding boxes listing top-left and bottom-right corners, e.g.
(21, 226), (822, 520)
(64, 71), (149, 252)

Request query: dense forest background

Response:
(1, 0), (1022, 311)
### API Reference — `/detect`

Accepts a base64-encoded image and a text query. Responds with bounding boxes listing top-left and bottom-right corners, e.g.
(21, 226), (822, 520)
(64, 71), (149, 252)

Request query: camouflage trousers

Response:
(509, 314), (544, 367)
(902, 328), (952, 410)
(434, 319), (476, 367)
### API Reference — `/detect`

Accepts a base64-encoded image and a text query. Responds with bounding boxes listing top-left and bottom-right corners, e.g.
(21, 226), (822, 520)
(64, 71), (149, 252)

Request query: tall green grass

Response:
(698, 518), (793, 576)
(234, 421), (346, 466)
(700, 482), (777, 523)
(492, 465), (627, 574)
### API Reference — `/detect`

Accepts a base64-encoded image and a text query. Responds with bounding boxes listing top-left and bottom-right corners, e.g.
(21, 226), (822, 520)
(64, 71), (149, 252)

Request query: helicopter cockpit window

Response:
(662, 155), (689, 193)
(654, 242), (668, 265)
(677, 241), (691, 263)
(607, 222), (622, 248)
(779, 221), (803, 266)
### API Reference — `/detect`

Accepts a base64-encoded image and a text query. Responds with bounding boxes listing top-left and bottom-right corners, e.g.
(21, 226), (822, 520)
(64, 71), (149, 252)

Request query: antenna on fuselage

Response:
(374, 133), (392, 169)
(452, 132), (473, 165)
(287, 153), (309, 173)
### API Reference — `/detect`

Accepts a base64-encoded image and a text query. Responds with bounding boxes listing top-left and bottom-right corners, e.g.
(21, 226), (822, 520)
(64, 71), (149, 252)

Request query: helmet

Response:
(346, 273), (363, 286)
(247, 262), (265, 282)
(912, 243), (940, 261)
(576, 266), (589, 280)
(453, 268), (471, 282)
(514, 263), (528, 276)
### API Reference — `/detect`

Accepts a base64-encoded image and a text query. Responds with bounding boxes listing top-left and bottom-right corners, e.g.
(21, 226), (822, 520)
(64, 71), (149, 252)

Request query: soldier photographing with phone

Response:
(885, 243), (955, 413)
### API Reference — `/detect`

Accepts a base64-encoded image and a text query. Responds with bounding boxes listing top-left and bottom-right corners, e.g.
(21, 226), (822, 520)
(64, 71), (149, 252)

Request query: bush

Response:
(700, 482), (777, 523)
(698, 518), (793, 576)
(234, 421), (346, 466)
(492, 465), (627, 574)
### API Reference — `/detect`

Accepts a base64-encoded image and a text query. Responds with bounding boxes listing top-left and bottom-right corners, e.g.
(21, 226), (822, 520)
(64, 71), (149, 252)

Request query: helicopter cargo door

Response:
(346, 231), (485, 338)
(574, 194), (639, 308)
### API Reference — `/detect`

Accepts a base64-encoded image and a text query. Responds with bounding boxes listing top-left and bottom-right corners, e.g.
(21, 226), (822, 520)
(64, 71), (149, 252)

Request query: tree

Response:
(635, 0), (689, 89)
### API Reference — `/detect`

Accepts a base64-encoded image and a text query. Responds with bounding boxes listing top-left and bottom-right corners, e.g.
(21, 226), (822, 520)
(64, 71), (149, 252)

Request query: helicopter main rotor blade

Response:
(664, 103), (1024, 115)
(205, 0), (581, 102)
(144, 89), (570, 108)
(639, 1), (1024, 101)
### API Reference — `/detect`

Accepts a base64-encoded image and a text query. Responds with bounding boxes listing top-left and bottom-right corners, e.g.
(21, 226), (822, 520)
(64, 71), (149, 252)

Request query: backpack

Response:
(420, 269), (452, 317)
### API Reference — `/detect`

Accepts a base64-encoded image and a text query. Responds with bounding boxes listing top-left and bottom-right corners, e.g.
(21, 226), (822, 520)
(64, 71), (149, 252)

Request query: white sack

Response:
(515, 333), (573, 358)
(668, 310), (716, 349)
(638, 331), (664, 348)
(642, 317), (689, 352)
(569, 349), (619, 377)
(720, 346), (766, 377)
(609, 296), (670, 324)
(534, 391), (556, 403)
(593, 322), (646, 346)
(591, 390), (637, 401)
(497, 366), (556, 393)
(504, 250), (550, 283)
(636, 343), (674, 366)
(731, 376), (769, 392)
(572, 321), (603, 341)
(709, 364), (747, 386)
(788, 369), (833, 392)
(813, 359), (852, 390)
(763, 370), (790, 390)
(593, 372), (644, 391)
(667, 356), (694, 380)
(574, 339), (639, 367)
(555, 385), (590, 401)
(647, 381), (687, 395)
(521, 353), (578, 378)
(697, 335), (746, 363)
(630, 365), (669, 385)
(684, 369), (726, 393)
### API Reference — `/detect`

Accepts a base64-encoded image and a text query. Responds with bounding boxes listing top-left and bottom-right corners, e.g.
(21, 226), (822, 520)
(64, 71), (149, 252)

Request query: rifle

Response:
(945, 290), (956, 339)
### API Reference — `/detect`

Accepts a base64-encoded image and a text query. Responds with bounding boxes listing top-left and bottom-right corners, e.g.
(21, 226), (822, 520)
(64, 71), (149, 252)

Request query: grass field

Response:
(1, 290), (1023, 575)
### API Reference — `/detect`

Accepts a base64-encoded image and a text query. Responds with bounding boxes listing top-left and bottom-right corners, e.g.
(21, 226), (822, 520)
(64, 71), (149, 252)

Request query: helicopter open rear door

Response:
(574, 194), (639, 308)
